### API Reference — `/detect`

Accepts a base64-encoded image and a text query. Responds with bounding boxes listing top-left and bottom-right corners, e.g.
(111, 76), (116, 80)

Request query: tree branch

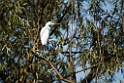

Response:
(63, 53), (116, 82)
(50, 2), (71, 36)
(31, 51), (74, 83)
(98, 11), (112, 32)
(62, 51), (82, 54)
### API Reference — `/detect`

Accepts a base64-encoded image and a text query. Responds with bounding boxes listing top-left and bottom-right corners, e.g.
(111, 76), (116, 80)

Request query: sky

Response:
(54, 0), (124, 82)
(75, 0), (124, 83)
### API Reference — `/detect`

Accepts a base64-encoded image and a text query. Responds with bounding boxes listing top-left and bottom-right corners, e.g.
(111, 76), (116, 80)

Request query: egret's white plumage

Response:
(40, 21), (58, 45)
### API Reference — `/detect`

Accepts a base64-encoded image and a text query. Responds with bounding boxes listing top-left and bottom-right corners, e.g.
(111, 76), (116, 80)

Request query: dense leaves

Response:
(0, 0), (124, 83)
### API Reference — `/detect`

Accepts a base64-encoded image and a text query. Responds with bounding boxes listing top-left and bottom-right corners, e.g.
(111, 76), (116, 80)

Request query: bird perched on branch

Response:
(40, 21), (60, 45)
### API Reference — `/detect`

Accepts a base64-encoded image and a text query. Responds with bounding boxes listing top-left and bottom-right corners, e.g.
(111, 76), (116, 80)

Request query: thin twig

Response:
(31, 51), (74, 83)
(98, 11), (112, 32)
(50, 2), (71, 36)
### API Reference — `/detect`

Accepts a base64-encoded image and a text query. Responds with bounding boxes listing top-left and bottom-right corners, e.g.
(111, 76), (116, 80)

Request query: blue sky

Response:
(74, 0), (124, 83)
(53, 0), (123, 82)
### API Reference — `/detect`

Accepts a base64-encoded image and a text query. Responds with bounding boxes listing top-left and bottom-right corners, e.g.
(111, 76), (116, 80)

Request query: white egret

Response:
(40, 21), (59, 45)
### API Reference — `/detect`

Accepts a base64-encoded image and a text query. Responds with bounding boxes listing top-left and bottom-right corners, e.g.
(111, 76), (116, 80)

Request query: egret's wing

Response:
(40, 27), (50, 45)
(40, 27), (45, 38)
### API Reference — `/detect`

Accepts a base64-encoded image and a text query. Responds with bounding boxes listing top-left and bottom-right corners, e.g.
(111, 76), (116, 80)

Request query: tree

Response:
(0, 0), (124, 83)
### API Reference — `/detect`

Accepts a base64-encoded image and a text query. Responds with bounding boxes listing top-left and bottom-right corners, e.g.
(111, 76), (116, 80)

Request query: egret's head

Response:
(45, 21), (60, 26)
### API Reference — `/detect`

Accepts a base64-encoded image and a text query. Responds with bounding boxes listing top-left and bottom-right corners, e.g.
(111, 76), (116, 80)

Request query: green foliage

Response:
(0, 0), (124, 83)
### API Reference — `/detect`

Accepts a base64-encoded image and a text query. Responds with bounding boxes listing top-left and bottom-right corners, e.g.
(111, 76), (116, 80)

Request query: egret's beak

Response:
(54, 23), (60, 26)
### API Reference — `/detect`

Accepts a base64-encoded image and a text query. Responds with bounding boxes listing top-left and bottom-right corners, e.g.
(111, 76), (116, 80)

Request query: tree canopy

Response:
(0, 0), (124, 83)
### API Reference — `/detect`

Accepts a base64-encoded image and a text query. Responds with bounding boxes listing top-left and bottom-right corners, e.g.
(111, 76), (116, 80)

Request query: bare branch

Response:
(31, 51), (74, 83)
(50, 2), (71, 36)
(98, 11), (112, 32)
(76, 62), (103, 73)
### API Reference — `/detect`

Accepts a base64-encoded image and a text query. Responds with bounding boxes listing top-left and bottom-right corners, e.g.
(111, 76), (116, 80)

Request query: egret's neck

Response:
(45, 25), (51, 29)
